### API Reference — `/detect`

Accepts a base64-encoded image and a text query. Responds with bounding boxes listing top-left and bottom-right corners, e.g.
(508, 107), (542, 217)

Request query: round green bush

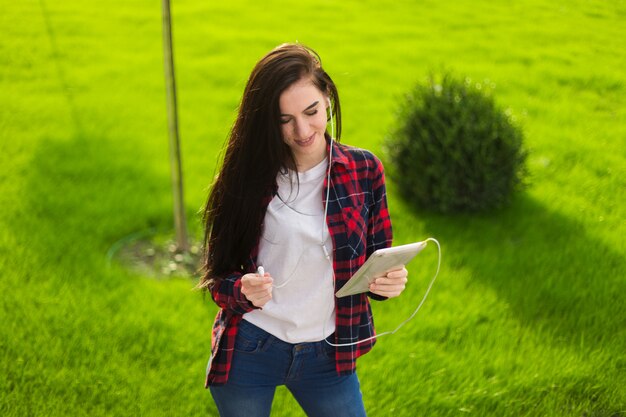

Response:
(385, 73), (528, 213)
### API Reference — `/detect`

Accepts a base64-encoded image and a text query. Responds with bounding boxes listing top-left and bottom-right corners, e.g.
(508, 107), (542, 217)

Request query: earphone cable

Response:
(324, 237), (441, 347)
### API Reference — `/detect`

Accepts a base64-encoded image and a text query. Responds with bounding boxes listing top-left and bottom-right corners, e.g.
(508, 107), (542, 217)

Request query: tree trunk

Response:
(161, 0), (189, 252)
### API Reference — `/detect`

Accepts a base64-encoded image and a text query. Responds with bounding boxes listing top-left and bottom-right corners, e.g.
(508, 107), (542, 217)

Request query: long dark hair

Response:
(198, 43), (342, 290)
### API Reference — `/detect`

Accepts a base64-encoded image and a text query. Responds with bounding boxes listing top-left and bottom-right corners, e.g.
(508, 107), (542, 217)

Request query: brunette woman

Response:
(200, 43), (408, 417)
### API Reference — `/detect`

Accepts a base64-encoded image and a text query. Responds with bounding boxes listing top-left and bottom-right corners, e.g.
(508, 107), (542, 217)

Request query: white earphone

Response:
(321, 96), (334, 260)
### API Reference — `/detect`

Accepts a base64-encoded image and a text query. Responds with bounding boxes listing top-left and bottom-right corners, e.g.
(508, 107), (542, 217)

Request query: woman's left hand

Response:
(369, 267), (408, 298)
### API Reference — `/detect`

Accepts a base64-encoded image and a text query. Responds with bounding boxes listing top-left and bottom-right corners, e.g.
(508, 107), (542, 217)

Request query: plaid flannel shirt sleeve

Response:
(210, 271), (257, 315)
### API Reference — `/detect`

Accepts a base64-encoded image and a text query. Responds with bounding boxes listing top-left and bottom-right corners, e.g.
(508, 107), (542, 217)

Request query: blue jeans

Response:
(209, 319), (367, 417)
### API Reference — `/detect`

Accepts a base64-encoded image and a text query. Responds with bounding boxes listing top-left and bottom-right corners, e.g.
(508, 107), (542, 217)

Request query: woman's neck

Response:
(295, 151), (328, 172)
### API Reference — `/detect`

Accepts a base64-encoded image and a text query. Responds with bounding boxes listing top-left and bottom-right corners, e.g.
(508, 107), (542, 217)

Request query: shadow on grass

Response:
(12, 132), (179, 281)
(394, 192), (625, 351)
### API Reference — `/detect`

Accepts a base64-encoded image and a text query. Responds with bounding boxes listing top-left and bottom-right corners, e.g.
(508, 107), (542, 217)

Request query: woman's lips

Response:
(295, 133), (315, 147)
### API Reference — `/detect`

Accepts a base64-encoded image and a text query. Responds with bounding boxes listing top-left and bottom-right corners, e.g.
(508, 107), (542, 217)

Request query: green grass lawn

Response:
(1, 0), (624, 415)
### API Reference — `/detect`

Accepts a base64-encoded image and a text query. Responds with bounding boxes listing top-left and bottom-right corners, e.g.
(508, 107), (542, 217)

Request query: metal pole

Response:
(161, 0), (189, 252)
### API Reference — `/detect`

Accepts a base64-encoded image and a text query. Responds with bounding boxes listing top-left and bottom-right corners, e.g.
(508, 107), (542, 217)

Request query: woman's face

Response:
(279, 77), (329, 171)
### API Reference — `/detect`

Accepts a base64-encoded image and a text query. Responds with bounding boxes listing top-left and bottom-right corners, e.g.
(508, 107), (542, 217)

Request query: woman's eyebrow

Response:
(280, 101), (319, 117)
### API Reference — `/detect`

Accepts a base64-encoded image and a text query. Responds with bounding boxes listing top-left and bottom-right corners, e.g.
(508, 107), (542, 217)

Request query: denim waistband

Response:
(240, 319), (334, 356)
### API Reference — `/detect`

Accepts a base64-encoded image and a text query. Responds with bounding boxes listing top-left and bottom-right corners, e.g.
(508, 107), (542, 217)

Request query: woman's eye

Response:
(280, 109), (317, 124)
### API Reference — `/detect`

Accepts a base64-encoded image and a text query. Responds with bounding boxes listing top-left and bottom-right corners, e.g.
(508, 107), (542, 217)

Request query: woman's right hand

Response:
(241, 272), (273, 308)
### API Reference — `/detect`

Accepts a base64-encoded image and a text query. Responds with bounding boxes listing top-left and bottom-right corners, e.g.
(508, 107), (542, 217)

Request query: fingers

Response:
(369, 281), (407, 298)
(369, 267), (408, 298)
(241, 273), (273, 308)
(242, 273), (273, 286)
(385, 267), (408, 279)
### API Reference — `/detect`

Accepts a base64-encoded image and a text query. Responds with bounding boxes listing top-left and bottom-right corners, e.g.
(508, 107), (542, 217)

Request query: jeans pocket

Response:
(234, 321), (270, 353)
(234, 335), (259, 353)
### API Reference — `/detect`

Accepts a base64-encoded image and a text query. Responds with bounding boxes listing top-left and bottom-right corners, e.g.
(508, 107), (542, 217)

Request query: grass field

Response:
(1, 0), (625, 416)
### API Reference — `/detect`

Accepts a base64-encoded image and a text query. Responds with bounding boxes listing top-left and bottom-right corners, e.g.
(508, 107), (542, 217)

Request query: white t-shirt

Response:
(244, 158), (335, 343)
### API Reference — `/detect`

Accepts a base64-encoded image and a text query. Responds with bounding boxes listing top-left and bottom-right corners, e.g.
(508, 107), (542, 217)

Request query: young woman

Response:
(199, 43), (409, 417)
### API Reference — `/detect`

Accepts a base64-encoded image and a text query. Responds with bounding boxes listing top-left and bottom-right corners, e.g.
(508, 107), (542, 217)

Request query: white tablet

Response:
(335, 241), (428, 297)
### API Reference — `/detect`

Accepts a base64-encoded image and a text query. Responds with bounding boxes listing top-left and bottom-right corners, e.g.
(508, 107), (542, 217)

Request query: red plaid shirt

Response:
(205, 142), (393, 387)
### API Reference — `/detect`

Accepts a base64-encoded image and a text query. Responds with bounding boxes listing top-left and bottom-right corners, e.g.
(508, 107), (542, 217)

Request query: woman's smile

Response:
(294, 133), (316, 147)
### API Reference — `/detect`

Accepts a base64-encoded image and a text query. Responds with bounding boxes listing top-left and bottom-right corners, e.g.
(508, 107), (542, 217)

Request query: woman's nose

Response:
(293, 118), (309, 138)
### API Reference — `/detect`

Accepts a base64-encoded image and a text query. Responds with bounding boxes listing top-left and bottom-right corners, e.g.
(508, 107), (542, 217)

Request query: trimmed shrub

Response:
(385, 73), (528, 213)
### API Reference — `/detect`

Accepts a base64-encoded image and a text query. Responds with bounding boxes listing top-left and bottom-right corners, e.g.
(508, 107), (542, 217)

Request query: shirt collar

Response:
(327, 139), (349, 167)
